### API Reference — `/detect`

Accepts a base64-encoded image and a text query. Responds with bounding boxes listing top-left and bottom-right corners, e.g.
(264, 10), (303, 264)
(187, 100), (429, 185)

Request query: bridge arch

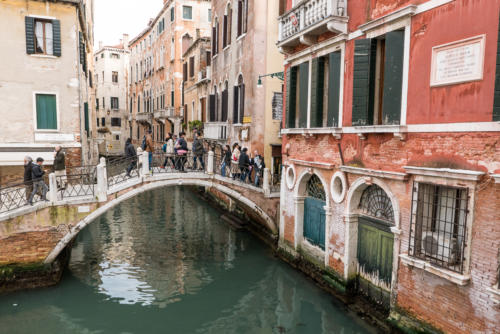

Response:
(44, 179), (278, 264)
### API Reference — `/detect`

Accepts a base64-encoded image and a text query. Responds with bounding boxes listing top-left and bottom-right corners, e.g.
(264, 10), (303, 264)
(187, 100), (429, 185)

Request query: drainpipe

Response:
(76, 6), (84, 165)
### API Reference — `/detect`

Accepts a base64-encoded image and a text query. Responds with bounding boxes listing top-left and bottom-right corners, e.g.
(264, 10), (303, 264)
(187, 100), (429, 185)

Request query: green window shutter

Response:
(52, 19), (61, 57)
(352, 38), (377, 126)
(298, 61), (309, 128)
(84, 102), (89, 134)
(79, 32), (87, 73)
(36, 94), (57, 130)
(327, 51), (341, 127)
(310, 57), (325, 128)
(493, 12), (500, 121)
(286, 66), (298, 128)
(382, 30), (404, 125)
(25, 17), (35, 54)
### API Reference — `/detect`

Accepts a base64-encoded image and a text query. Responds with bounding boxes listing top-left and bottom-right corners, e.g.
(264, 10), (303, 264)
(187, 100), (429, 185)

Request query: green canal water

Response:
(0, 187), (377, 334)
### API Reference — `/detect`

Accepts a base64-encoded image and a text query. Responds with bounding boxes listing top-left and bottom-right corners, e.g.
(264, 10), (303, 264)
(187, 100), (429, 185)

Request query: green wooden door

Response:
(357, 217), (394, 287)
(303, 197), (326, 250)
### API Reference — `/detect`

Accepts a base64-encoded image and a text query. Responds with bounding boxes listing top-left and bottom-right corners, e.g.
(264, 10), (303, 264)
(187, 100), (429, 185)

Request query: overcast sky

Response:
(93, 0), (164, 50)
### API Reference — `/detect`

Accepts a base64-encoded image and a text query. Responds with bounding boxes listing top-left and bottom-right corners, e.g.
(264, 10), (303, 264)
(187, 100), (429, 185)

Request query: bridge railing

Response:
(151, 151), (206, 174)
(212, 153), (264, 189)
(106, 155), (139, 188)
(0, 179), (44, 213)
(57, 165), (97, 200)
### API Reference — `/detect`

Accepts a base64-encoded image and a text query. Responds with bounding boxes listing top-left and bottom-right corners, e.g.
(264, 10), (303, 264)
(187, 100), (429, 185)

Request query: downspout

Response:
(76, 5), (84, 165)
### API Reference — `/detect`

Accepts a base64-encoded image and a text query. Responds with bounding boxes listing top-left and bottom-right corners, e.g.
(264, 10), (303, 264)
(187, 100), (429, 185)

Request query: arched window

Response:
(210, 85), (218, 122)
(221, 81), (228, 122)
(306, 174), (326, 201)
(233, 75), (245, 124)
(212, 17), (219, 56)
(171, 80), (175, 107)
(223, 3), (232, 47)
(358, 184), (394, 223)
(237, 0), (248, 37)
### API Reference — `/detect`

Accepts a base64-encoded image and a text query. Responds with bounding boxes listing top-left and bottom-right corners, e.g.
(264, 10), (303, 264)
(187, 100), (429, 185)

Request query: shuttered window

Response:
(84, 102), (89, 134)
(286, 66), (298, 128)
(233, 86), (239, 123)
(209, 94), (216, 122)
(36, 94), (57, 130)
(310, 57), (325, 128)
(221, 89), (228, 122)
(223, 15), (228, 48)
(352, 31), (404, 126)
(328, 52), (341, 127)
(298, 62), (309, 128)
(189, 57), (195, 78)
(183, 62), (188, 81)
(79, 31), (87, 73)
(25, 17), (61, 56)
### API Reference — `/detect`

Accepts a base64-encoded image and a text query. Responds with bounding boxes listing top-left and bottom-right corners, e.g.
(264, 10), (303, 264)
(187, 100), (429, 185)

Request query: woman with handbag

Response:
(231, 143), (240, 180)
(175, 132), (188, 171)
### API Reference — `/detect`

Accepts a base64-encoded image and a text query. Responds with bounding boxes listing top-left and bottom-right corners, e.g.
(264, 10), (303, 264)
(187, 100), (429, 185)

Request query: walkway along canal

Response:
(0, 187), (378, 334)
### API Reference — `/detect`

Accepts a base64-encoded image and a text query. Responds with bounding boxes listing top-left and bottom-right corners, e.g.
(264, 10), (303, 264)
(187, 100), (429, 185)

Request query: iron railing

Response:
(56, 165), (97, 200)
(408, 182), (469, 274)
(0, 179), (45, 213)
(271, 168), (282, 193)
(107, 155), (139, 188)
(213, 153), (262, 188)
(151, 151), (206, 174)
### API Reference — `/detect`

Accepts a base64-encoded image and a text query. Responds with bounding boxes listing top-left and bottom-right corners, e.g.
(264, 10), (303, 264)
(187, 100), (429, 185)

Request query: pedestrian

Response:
(53, 145), (66, 190)
(238, 147), (251, 182)
(252, 150), (265, 187)
(192, 132), (205, 170)
(125, 138), (137, 177)
(27, 157), (48, 205)
(161, 133), (175, 169)
(145, 129), (154, 170)
(174, 132), (188, 171)
(23, 156), (33, 201)
(221, 145), (232, 177)
(231, 143), (240, 180)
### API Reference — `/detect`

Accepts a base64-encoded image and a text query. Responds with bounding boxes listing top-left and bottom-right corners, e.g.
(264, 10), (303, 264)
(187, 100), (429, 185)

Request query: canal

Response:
(0, 187), (377, 334)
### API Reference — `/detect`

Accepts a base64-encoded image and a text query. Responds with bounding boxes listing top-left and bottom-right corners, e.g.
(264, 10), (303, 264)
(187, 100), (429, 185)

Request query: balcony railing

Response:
(204, 122), (228, 141)
(278, 0), (348, 49)
(136, 112), (153, 124)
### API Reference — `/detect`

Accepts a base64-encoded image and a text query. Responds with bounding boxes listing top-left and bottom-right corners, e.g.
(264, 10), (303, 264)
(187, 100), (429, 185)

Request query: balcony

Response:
(154, 107), (176, 121)
(204, 122), (228, 141)
(136, 112), (153, 125)
(278, 0), (348, 51)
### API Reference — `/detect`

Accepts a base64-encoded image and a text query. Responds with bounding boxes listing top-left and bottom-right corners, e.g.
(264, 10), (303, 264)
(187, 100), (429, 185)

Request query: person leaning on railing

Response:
(125, 138), (137, 177)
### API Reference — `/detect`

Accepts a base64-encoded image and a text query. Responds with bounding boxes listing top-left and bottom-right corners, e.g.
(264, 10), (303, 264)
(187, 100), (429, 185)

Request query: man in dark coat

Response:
(238, 147), (251, 182)
(27, 157), (48, 205)
(23, 156), (33, 201)
(192, 132), (205, 170)
(53, 146), (66, 189)
(125, 138), (137, 177)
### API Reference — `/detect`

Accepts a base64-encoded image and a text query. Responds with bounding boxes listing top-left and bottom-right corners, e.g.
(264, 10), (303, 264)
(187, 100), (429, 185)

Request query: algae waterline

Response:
(0, 187), (377, 333)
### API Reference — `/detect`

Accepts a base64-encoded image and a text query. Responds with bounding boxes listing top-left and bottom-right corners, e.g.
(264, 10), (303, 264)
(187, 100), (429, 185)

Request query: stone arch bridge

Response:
(0, 152), (281, 292)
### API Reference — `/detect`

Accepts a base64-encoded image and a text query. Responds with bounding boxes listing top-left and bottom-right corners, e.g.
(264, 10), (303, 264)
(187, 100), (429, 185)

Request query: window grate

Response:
(306, 174), (325, 201)
(358, 184), (394, 223)
(408, 182), (469, 273)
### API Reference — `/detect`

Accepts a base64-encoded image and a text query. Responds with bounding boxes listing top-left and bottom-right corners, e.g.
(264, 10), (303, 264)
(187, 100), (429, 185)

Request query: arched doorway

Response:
(303, 175), (326, 250)
(356, 184), (395, 308)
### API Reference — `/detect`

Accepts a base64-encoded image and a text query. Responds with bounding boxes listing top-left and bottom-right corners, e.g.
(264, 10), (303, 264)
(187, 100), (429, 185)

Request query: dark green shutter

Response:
(286, 66), (298, 128)
(310, 57), (325, 128)
(25, 17), (35, 54)
(79, 32), (87, 73)
(36, 94), (57, 130)
(328, 51), (341, 127)
(239, 84), (245, 123)
(298, 61), (309, 128)
(382, 30), (404, 125)
(84, 102), (89, 134)
(233, 86), (239, 122)
(352, 39), (377, 126)
(493, 12), (500, 121)
(52, 19), (61, 57)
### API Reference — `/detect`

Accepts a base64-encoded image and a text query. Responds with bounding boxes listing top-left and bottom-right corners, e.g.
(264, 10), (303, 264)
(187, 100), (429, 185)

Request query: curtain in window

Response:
(35, 21), (44, 53)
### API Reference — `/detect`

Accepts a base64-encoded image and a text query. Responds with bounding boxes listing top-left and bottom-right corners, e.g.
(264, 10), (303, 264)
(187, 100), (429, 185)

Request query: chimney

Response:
(99, 40), (103, 49)
(123, 34), (129, 50)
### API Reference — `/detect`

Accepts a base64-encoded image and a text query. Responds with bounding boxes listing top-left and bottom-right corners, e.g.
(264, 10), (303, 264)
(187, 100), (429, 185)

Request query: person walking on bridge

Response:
(27, 157), (48, 205)
(23, 156), (33, 201)
(53, 146), (66, 190)
(192, 132), (205, 171)
(125, 138), (137, 177)
(145, 129), (154, 170)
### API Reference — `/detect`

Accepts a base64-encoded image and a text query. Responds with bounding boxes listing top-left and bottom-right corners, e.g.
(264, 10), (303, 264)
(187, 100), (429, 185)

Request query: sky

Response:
(93, 0), (164, 50)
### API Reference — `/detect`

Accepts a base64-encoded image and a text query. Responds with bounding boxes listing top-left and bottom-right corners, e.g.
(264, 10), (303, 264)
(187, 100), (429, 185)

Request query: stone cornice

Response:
(340, 166), (408, 181)
(404, 166), (485, 181)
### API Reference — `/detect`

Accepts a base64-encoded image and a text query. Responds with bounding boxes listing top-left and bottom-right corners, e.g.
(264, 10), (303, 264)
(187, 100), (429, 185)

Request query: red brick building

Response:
(278, 0), (500, 332)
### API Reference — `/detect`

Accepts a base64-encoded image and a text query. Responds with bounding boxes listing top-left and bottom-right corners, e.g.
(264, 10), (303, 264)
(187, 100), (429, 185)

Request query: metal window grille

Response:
(358, 184), (394, 223)
(408, 182), (469, 273)
(306, 174), (325, 201)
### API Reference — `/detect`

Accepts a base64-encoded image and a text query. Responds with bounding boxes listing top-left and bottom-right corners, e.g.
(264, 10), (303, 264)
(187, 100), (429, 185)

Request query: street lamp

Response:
(257, 71), (285, 88)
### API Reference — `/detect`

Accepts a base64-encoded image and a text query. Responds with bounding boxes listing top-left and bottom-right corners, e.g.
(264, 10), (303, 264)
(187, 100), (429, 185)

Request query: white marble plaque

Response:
(430, 35), (485, 87)
(35, 133), (75, 142)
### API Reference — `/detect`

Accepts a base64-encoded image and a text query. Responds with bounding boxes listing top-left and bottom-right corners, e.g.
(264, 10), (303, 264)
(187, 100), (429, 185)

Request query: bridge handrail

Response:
(212, 153), (264, 189)
(106, 155), (139, 188)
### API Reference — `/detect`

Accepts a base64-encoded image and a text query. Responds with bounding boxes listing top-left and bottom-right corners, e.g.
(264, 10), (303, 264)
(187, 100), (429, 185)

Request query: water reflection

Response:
(0, 187), (376, 334)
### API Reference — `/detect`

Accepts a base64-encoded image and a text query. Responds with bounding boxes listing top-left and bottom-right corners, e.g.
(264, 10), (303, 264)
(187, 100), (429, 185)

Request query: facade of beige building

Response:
(128, 0), (211, 148)
(0, 0), (97, 184)
(94, 36), (130, 156)
(208, 0), (284, 173)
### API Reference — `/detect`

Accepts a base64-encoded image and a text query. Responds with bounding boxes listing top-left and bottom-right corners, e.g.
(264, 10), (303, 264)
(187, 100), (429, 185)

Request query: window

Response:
(237, 0), (248, 37)
(96, 98), (99, 110)
(171, 80), (175, 107)
(111, 117), (121, 127)
(208, 9), (212, 22)
(111, 97), (119, 109)
(183, 62), (188, 82)
(212, 18), (219, 56)
(189, 56), (195, 78)
(352, 31), (405, 126)
(35, 94), (57, 130)
(182, 6), (193, 20)
(101, 117), (106, 126)
(25, 18), (61, 56)
(272, 92), (283, 121)
(112, 71), (118, 83)
(89, 70), (93, 88)
(171, 38), (175, 61)
(101, 53), (104, 58)
(102, 97), (105, 109)
(279, 0), (287, 16)
(111, 53), (120, 59)
(115, 134), (120, 141)
(84, 103), (89, 134)
(233, 75), (245, 124)
(170, 7), (175, 22)
(221, 81), (228, 122)
(409, 183), (469, 273)
(223, 4), (232, 48)
(96, 118), (99, 127)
